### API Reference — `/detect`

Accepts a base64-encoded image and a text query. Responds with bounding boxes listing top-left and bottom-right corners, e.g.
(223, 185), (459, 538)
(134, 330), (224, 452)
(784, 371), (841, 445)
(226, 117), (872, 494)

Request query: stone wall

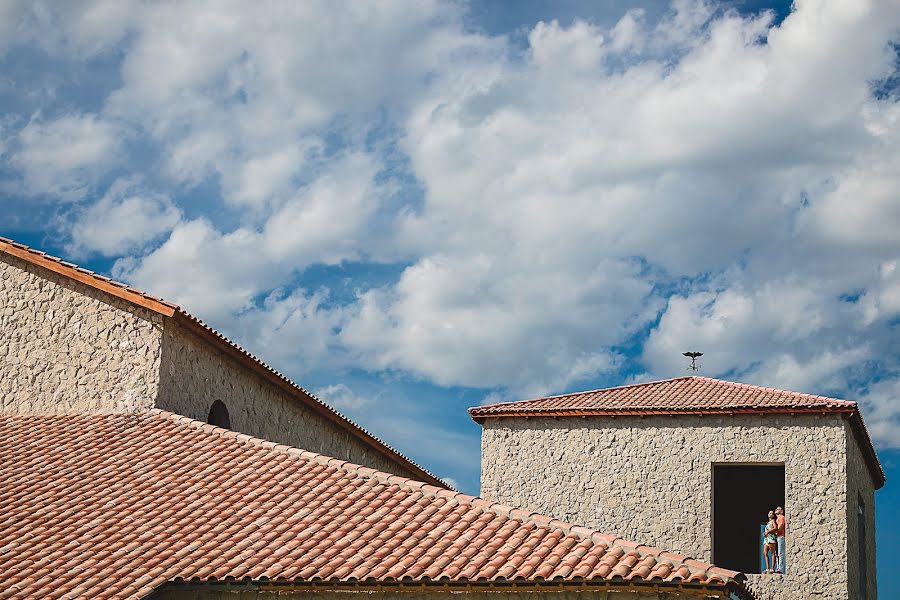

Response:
(479, 414), (854, 600)
(846, 421), (878, 600)
(0, 254), (163, 413)
(1, 252), (423, 481)
(155, 587), (729, 600)
(154, 319), (422, 479)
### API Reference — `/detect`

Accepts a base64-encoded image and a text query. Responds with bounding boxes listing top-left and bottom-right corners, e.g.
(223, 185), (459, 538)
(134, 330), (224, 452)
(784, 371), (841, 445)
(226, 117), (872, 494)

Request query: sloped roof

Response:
(0, 412), (748, 599)
(470, 376), (861, 415)
(0, 236), (440, 486)
(470, 376), (884, 489)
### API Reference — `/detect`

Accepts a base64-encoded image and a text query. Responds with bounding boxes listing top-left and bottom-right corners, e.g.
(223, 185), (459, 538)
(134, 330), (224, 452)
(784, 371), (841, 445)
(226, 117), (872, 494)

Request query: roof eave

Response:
(0, 238), (178, 316)
(470, 406), (859, 420)
(150, 577), (750, 600)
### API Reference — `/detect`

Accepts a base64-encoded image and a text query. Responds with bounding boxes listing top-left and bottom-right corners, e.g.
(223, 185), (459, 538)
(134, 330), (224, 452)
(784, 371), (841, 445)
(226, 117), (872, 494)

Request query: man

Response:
(775, 506), (789, 574)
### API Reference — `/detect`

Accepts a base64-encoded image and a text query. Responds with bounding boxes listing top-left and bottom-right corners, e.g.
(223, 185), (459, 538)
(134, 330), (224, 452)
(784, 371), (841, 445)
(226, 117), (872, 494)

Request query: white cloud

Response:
(440, 476), (460, 490)
(223, 145), (306, 208)
(331, 0), (898, 401)
(858, 261), (900, 327)
(113, 152), (387, 321)
(262, 153), (382, 264)
(66, 177), (182, 257)
(94, 0), (499, 210)
(0, 0), (136, 57)
(112, 219), (266, 321)
(529, 20), (606, 72)
(0, 2), (24, 56)
(610, 9), (647, 53)
(859, 377), (900, 447)
(797, 101), (900, 252)
(106, 1), (900, 412)
(314, 383), (373, 412)
(7, 1), (900, 446)
(12, 113), (120, 198)
(339, 254), (639, 394)
(231, 287), (346, 374)
(643, 282), (849, 377)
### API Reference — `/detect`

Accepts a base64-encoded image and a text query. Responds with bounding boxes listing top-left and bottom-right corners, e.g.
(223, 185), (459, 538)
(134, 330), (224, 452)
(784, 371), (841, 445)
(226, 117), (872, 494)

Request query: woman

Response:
(763, 510), (778, 573)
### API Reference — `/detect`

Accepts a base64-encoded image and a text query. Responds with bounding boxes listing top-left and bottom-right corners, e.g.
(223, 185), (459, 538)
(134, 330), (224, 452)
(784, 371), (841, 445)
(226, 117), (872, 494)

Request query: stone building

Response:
(471, 377), (885, 600)
(0, 237), (754, 600)
(0, 237), (435, 482)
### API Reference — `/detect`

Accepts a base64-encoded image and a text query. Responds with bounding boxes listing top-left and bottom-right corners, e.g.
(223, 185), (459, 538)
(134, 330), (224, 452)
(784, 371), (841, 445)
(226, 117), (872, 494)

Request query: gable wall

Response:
(846, 421), (878, 599)
(0, 254), (163, 413)
(480, 414), (853, 600)
(0, 253), (423, 480)
(154, 318), (422, 479)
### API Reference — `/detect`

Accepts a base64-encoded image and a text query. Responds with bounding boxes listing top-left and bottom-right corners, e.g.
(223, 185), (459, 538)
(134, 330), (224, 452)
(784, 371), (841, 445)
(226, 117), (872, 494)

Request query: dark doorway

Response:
(712, 464), (785, 573)
(207, 400), (231, 429)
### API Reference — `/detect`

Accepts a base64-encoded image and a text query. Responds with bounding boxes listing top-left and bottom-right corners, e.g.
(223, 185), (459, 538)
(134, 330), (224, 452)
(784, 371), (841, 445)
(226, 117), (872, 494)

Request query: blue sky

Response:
(2, 0), (899, 594)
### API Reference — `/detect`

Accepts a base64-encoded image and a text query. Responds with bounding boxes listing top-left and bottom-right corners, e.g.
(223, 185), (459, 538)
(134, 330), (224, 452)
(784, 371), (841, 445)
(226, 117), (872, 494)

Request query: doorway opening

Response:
(712, 464), (785, 573)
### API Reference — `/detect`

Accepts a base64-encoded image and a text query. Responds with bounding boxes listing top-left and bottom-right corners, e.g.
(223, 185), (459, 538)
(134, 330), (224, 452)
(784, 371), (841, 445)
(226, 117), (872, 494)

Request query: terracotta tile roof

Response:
(0, 411), (749, 599)
(0, 236), (441, 487)
(470, 376), (885, 489)
(470, 376), (860, 416)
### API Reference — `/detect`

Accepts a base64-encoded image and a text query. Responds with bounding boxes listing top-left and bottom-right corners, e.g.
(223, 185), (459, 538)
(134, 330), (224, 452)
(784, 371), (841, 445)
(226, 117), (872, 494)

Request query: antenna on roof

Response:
(683, 351), (703, 372)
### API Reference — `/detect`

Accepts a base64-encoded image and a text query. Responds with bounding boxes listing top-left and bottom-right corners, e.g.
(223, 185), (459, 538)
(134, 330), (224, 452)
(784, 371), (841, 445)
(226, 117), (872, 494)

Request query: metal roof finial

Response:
(682, 351), (703, 372)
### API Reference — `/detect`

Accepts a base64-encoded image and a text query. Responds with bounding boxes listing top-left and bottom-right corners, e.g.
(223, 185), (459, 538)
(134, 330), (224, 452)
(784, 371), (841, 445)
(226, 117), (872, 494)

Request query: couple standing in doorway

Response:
(763, 506), (788, 574)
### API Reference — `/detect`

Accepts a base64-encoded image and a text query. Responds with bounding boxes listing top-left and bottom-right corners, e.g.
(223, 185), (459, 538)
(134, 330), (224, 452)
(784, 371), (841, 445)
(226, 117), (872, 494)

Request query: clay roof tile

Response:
(0, 411), (748, 599)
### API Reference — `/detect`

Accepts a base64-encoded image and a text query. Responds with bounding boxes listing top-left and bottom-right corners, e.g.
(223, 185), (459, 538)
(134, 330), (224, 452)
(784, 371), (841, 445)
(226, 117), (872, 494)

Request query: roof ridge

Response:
(0, 235), (442, 487)
(471, 375), (858, 414)
(152, 409), (742, 583)
(471, 376), (698, 412)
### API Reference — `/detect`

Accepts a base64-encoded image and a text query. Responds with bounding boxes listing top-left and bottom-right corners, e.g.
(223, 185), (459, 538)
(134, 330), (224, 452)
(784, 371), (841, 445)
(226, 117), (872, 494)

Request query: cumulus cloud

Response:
(0, 0), (136, 57)
(332, 0), (899, 402)
(440, 476), (461, 490)
(113, 152), (386, 322)
(859, 377), (900, 447)
(339, 255), (638, 393)
(114, 1), (900, 414)
(231, 287), (347, 374)
(12, 113), (120, 198)
(0, 1), (26, 56)
(3, 1), (900, 448)
(314, 384), (373, 412)
(110, 218), (266, 321)
(66, 177), (182, 257)
(262, 153), (382, 263)
(95, 0), (498, 208)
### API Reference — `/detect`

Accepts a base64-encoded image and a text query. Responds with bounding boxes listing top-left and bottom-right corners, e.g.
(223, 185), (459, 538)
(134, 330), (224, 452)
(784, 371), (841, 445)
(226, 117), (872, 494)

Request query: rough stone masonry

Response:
(480, 413), (877, 600)
(0, 252), (420, 479)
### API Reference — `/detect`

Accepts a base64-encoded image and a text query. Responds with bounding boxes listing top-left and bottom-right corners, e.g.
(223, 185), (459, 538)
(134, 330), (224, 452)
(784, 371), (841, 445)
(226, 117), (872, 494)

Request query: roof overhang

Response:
(150, 576), (753, 600)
